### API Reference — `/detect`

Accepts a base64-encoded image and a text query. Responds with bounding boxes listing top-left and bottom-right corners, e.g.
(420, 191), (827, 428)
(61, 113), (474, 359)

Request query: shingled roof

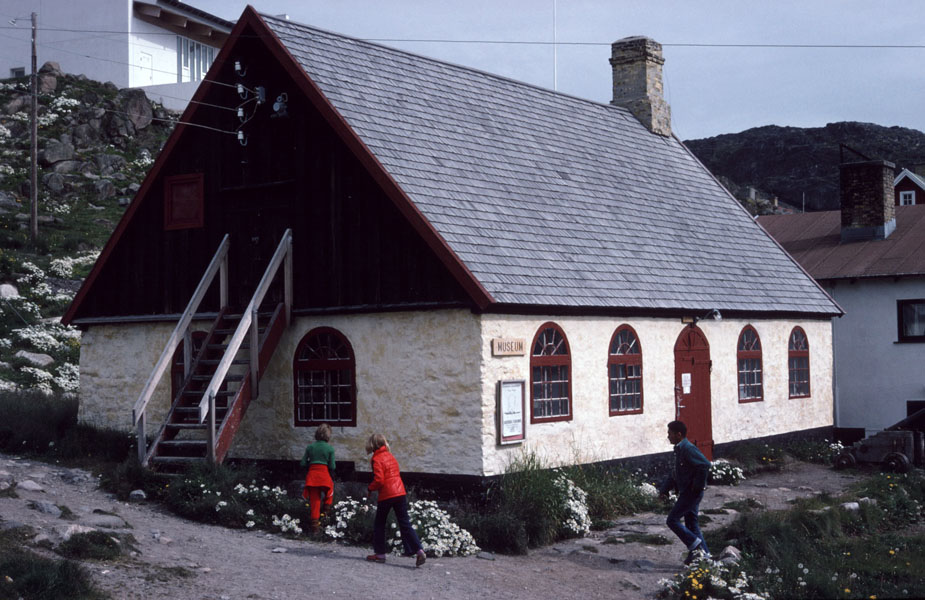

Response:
(257, 13), (840, 317)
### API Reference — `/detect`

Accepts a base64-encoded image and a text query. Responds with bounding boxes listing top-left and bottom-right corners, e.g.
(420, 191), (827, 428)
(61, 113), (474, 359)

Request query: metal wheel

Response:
(834, 452), (856, 470)
(883, 452), (911, 474)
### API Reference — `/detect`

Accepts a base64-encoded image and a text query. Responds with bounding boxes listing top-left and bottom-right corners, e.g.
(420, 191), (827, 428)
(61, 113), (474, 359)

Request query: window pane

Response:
(901, 302), (925, 337)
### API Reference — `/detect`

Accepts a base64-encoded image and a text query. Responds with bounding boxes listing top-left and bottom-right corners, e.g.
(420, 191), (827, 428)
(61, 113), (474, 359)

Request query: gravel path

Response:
(0, 454), (864, 600)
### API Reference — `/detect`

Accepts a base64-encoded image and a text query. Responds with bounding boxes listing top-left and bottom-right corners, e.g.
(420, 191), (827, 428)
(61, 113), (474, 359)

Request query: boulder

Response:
(51, 160), (83, 174)
(52, 524), (97, 544)
(30, 500), (62, 518)
(0, 284), (18, 299)
(15, 350), (54, 368)
(37, 73), (57, 94)
(40, 139), (76, 165)
(95, 153), (126, 176)
(0, 191), (19, 208)
(42, 172), (66, 193)
(118, 89), (153, 130)
(39, 61), (62, 76)
(18, 480), (45, 492)
(72, 123), (96, 146)
(95, 179), (116, 200)
(3, 94), (27, 115)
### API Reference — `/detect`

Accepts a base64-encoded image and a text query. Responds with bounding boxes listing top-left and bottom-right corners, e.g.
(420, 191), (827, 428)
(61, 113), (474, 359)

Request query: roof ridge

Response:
(259, 12), (633, 118)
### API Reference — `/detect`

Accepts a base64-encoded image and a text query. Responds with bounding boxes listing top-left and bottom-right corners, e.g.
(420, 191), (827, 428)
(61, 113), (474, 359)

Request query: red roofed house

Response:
(760, 160), (925, 443)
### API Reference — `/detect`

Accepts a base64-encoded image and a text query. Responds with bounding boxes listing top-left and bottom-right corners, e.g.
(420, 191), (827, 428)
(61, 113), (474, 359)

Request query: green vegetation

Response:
(0, 526), (106, 600)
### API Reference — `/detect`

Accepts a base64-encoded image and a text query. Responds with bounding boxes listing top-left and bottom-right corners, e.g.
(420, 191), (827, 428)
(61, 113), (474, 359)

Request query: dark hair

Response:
(667, 420), (687, 437)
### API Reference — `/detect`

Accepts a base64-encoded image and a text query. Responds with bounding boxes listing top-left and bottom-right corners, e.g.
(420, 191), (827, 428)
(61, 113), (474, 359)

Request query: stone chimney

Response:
(610, 36), (671, 137)
(839, 159), (896, 242)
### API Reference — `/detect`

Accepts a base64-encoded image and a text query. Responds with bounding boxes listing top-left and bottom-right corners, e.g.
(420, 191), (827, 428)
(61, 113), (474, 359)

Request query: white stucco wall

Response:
(825, 278), (925, 433)
(226, 310), (484, 476)
(77, 311), (833, 477)
(479, 316), (834, 476)
(78, 321), (177, 430)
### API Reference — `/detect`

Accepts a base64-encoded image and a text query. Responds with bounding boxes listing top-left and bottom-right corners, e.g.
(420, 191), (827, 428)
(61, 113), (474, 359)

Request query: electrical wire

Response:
(3, 24), (925, 49)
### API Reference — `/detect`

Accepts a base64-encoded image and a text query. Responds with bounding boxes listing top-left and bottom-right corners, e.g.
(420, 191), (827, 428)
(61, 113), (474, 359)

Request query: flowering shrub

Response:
(324, 496), (479, 557)
(658, 557), (768, 600)
(48, 252), (99, 278)
(710, 459), (746, 486)
(554, 473), (591, 536)
(272, 514), (303, 535)
(399, 500), (479, 557)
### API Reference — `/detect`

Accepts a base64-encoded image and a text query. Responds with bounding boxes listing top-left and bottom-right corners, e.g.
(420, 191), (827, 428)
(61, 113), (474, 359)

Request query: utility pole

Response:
(30, 11), (38, 244)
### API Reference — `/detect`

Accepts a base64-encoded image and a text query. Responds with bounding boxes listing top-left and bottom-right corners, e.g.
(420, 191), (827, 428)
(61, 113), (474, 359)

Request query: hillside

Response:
(684, 122), (925, 212)
(0, 62), (175, 393)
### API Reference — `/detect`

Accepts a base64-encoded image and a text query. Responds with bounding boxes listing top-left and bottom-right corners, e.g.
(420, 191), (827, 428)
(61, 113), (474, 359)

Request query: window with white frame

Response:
(176, 36), (215, 83)
(899, 190), (915, 206)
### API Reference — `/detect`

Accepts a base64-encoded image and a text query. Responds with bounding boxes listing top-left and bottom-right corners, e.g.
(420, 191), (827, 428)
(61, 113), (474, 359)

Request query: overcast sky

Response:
(190, 0), (925, 141)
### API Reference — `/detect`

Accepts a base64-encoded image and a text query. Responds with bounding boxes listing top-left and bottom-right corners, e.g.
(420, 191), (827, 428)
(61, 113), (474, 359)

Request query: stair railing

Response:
(198, 229), (292, 462)
(133, 235), (230, 465)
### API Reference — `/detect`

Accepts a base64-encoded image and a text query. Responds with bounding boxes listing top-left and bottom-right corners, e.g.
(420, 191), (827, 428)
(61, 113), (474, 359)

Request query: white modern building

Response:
(761, 160), (925, 443)
(0, 0), (231, 110)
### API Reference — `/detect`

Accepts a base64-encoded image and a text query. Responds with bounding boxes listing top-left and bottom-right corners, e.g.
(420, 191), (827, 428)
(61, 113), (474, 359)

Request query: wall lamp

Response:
(682, 308), (722, 326)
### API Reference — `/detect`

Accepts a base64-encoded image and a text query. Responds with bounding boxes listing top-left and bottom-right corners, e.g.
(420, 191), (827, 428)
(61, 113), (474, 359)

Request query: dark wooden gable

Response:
(64, 16), (474, 325)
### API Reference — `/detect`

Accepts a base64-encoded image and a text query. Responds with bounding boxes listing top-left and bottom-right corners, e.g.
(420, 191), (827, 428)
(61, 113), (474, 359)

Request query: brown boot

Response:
(310, 519), (321, 533)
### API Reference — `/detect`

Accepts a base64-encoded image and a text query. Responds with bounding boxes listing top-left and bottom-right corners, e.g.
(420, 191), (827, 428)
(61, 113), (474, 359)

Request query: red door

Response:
(674, 326), (714, 460)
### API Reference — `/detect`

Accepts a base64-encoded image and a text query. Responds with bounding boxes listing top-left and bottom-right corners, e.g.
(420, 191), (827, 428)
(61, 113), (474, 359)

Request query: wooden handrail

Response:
(198, 229), (292, 433)
(133, 235), (229, 463)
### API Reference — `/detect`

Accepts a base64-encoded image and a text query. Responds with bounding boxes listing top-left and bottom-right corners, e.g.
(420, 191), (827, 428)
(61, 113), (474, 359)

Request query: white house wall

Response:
(77, 321), (177, 429)
(0, 0), (131, 85)
(77, 312), (832, 477)
(825, 278), (925, 433)
(479, 316), (833, 477)
(218, 310), (485, 476)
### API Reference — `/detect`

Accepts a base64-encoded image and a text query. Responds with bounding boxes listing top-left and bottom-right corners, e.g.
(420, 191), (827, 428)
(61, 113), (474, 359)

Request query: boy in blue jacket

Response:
(658, 420), (712, 564)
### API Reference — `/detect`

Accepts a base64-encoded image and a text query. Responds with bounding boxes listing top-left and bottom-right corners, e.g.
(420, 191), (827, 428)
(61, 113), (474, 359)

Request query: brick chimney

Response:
(839, 160), (896, 242)
(610, 36), (671, 137)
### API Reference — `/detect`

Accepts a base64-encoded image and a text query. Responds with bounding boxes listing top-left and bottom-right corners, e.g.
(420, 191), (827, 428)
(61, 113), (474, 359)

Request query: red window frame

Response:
(608, 324), (643, 416)
(788, 327), (811, 398)
(164, 173), (204, 230)
(293, 327), (357, 427)
(737, 325), (763, 403)
(530, 322), (572, 424)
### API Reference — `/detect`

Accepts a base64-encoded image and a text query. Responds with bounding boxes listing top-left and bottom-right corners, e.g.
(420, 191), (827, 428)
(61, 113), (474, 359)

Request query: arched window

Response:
(608, 325), (643, 415)
(530, 322), (572, 423)
(788, 327), (810, 398)
(737, 325), (763, 402)
(293, 327), (356, 427)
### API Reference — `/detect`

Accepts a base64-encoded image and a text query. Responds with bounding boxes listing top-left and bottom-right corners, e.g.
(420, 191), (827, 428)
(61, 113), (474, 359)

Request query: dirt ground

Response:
(0, 453), (866, 600)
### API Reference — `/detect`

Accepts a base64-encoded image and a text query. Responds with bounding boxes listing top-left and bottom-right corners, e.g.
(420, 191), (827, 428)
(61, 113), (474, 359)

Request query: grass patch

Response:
(702, 470), (925, 600)
(702, 507), (729, 515)
(722, 442), (785, 475)
(57, 531), (130, 561)
(0, 526), (107, 599)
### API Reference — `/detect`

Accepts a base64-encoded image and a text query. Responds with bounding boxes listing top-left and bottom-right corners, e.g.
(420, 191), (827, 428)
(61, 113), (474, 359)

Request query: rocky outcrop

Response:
(685, 122), (925, 212)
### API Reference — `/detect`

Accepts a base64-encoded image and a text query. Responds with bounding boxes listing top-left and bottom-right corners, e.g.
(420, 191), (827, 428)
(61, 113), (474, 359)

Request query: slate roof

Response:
(758, 205), (925, 280)
(260, 14), (840, 316)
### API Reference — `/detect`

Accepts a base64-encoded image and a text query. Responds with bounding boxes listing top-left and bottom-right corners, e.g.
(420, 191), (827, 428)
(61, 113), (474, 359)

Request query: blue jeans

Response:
(666, 490), (708, 553)
(373, 495), (423, 556)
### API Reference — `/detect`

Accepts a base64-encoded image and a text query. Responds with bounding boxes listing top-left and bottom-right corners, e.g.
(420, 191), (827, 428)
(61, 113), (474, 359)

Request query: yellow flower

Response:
(4, 575), (12, 583)
(889, 550), (895, 555)
(870, 596), (877, 599)
(845, 589), (851, 594)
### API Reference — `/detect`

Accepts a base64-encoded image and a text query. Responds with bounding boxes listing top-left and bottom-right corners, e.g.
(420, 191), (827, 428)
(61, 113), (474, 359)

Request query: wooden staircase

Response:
(133, 230), (293, 469)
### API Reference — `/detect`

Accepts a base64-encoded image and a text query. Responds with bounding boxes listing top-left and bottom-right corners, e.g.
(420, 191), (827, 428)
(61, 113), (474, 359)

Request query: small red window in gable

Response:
(164, 173), (204, 230)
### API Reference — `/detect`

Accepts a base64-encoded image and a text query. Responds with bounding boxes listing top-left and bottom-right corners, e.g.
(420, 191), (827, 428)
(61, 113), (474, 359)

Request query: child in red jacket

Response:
(365, 433), (426, 566)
